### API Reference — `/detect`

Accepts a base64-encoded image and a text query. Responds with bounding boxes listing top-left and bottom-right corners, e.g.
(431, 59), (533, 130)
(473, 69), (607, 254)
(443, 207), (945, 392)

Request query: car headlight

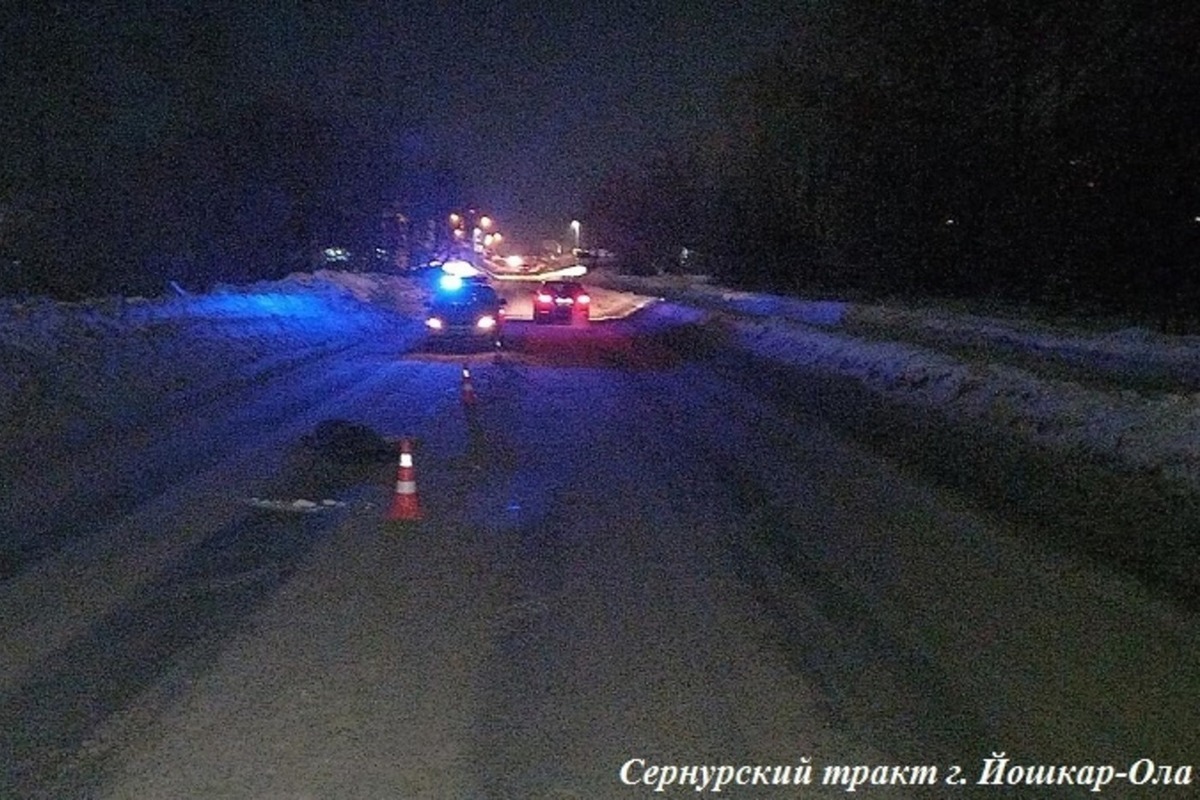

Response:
(476, 315), (497, 330)
(426, 317), (444, 330)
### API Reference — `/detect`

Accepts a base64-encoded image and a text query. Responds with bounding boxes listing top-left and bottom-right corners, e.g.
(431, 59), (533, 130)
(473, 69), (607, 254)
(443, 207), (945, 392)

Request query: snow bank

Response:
(731, 314), (1200, 490)
(0, 271), (417, 452)
(598, 272), (1200, 492)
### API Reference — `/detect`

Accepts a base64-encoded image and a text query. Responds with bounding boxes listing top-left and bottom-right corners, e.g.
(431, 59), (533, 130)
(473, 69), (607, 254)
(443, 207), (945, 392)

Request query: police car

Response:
(424, 273), (507, 350)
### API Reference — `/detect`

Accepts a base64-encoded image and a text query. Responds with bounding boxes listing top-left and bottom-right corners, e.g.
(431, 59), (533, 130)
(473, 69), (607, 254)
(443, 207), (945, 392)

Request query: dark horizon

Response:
(1, 1), (799, 248)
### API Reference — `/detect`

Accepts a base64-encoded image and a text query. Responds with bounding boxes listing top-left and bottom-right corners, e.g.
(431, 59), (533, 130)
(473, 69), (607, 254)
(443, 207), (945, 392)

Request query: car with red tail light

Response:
(533, 280), (590, 324)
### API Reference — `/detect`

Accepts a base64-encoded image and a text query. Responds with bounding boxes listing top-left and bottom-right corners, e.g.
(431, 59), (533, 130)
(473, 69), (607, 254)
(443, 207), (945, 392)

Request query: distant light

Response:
(426, 317), (444, 329)
(323, 247), (350, 262)
(479, 216), (493, 230)
(1194, 216), (1200, 223)
(944, 218), (956, 226)
(505, 255), (524, 268)
(439, 274), (464, 292)
(441, 259), (479, 278)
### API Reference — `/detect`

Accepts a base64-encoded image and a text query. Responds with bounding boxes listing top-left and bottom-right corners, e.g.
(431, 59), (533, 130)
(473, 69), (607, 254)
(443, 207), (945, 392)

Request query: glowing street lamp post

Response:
(570, 219), (581, 251)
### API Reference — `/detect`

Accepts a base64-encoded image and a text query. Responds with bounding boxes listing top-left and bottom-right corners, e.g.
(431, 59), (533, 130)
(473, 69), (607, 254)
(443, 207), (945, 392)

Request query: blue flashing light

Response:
(439, 274), (464, 292)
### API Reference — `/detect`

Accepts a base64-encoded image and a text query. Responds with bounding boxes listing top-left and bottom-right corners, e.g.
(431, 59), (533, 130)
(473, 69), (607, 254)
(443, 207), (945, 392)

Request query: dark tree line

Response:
(586, 3), (1200, 325)
(0, 7), (460, 299)
(0, 89), (449, 298)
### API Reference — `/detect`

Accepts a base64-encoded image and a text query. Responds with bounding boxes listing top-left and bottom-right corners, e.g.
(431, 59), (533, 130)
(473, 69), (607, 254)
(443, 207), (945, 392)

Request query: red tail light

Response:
(536, 293), (552, 304)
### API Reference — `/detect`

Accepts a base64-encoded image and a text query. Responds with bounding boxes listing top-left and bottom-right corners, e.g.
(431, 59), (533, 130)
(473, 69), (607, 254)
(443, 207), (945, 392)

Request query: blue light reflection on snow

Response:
(188, 293), (328, 319)
(163, 292), (372, 337)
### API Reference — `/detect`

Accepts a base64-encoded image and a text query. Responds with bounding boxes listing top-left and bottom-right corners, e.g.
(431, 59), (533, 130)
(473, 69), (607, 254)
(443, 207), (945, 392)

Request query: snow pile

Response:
(0, 271), (418, 452)
(733, 314), (1200, 489)
(257, 269), (429, 314)
(598, 270), (1200, 388)
(596, 271), (1200, 493)
(849, 305), (1200, 389)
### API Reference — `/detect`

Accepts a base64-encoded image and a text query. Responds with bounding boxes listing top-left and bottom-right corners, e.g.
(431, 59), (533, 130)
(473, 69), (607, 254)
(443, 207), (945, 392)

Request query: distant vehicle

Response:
(533, 280), (590, 324)
(424, 282), (506, 349)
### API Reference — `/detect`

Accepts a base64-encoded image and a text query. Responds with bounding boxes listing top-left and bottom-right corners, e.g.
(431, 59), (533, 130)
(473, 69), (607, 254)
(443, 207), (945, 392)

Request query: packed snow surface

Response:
(2, 268), (1198, 495)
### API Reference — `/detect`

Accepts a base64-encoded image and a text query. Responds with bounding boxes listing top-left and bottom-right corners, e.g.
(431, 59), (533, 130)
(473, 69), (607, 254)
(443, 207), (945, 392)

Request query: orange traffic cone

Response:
(387, 439), (423, 521)
(460, 363), (477, 406)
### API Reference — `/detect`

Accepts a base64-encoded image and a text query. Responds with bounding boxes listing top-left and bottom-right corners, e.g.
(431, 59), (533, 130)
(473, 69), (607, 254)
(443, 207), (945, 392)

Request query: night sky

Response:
(3, 1), (800, 247)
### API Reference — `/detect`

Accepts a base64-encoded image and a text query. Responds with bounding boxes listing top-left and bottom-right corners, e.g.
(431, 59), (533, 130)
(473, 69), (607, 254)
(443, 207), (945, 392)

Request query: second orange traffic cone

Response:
(460, 363), (477, 406)
(387, 438), (423, 522)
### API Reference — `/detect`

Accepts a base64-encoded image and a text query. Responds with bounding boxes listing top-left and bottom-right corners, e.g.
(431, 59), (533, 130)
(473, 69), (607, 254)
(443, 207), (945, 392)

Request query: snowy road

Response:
(2, 297), (1197, 797)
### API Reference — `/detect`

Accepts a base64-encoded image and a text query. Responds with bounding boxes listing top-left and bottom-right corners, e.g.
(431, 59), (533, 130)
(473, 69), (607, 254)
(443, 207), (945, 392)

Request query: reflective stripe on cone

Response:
(461, 363), (477, 406)
(387, 438), (422, 521)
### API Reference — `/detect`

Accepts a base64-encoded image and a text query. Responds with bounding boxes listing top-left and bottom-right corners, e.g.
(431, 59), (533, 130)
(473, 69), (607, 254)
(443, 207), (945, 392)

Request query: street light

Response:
(446, 208), (503, 266)
(570, 219), (581, 250)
